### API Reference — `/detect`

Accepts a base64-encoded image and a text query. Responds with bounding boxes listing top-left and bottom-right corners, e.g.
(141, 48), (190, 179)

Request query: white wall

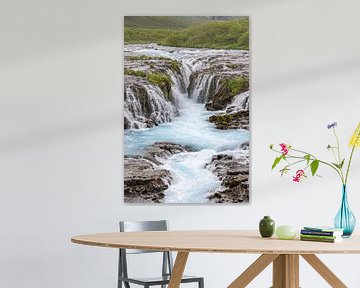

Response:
(1, 0), (360, 287)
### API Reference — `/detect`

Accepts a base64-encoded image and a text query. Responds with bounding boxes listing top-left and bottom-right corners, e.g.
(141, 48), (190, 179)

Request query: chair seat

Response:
(119, 275), (203, 286)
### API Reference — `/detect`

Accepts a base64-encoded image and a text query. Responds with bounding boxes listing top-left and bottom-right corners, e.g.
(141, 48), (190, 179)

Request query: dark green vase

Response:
(259, 216), (275, 238)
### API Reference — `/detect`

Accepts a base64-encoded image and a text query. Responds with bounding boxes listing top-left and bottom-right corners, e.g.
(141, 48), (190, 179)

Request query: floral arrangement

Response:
(270, 122), (360, 185)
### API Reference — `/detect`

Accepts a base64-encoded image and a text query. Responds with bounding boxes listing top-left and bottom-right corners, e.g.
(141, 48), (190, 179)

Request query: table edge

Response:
(71, 236), (360, 255)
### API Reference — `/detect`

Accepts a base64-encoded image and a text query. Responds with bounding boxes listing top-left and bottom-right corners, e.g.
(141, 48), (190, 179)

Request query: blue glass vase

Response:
(334, 185), (356, 237)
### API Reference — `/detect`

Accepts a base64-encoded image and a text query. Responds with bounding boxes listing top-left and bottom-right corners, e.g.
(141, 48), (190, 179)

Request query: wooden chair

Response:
(118, 220), (204, 288)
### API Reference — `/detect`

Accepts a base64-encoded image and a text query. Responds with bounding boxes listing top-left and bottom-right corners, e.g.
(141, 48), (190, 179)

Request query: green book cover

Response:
(300, 234), (339, 240)
(300, 236), (342, 243)
(303, 226), (343, 232)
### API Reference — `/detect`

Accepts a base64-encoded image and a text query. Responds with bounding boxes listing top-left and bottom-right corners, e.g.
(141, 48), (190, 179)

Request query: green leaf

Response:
(271, 156), (282, 170)
(332, 159), (345, 169)
(332, 163), (341, 169)
(304, 154), (311, 164)
(339, 159), (345, 169)
(310, 160), (319, 176)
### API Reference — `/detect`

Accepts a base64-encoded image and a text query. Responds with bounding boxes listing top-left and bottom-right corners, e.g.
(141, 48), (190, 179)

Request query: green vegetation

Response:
(147, 72), (173, 97)
(208, 110), (249, 130)
(227, 64), (239, 69)
(124, 69), (173, 97)
(160, 19), (249, 50)
(208, 111), (241, 128)
(223, 77), (249, 96)
(124, 16), (209, 29)
(210, 113), (239, 123)
(124, 17), (249, 50)
(169, 60), (181, 74)
(125, 57), (181, 75)
(124, 68), (173, 97)
(124, 28), (174, 45)
(124, 68), (146, 77)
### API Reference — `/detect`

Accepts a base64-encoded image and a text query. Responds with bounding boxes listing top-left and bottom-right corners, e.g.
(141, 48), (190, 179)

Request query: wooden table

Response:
(71, 230), (360, 288)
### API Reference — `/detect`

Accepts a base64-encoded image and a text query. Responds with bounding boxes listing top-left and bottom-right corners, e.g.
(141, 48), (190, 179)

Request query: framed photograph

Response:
(124, 16), (250, 203)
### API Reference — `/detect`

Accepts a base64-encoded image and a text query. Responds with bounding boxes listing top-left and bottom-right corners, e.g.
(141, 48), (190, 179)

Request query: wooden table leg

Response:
(301, 254), (347, 288)
(168, 252), (189, 288)
(228, 254), (279, 288)
(272, 254), (299, 288)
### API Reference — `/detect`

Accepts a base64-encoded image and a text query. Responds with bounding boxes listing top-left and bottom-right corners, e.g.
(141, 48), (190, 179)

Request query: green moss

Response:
(169, 60), (181, 74)
(223, 76), (249, 96)
(147, 72), (173, 97)
(227, 64), (239, 69)
(126, 55), (182, 76)
(209, 112), (241, 128)
(124, 68), (147, 77)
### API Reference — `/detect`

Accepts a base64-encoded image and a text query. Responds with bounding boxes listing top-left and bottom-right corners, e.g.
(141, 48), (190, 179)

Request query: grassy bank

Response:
(124, 17), (249, 50)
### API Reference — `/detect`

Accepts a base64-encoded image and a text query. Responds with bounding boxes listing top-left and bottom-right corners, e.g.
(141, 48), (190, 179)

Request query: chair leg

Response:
(199, 278), (204, 288)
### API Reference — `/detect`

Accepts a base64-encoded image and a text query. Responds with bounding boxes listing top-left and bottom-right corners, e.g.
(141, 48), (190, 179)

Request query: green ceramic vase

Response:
(259, 216), (275, 238)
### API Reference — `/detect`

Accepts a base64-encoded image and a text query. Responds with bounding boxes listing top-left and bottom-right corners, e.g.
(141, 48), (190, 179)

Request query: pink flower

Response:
(293, 170), (306, 182)
(279, 143), (289, 155)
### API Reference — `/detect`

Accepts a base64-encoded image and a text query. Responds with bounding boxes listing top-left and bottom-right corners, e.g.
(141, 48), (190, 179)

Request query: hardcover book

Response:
(301, 229), (343, 237)
(300, 236), (343, 243)
(303, 226), (344, 232)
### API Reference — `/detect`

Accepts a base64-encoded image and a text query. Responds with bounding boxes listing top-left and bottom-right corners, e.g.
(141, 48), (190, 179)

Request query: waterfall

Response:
(124, 44), (250, 203)
(124, 44), (249, 129)
(231, 91), (249, 110)
(188, 74), (216, 103)
(124, 83), (178, 129)
(124, 65), (188, 130)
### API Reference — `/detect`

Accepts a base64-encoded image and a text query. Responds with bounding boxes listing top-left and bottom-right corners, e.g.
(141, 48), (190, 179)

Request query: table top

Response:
(71, 230), (360, 254)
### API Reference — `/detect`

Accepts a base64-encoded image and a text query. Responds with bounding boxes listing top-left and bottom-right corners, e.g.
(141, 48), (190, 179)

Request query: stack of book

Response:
(300, 226), (344, 243)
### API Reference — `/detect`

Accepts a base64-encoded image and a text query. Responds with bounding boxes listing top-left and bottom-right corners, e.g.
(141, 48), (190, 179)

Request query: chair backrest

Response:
(119, 220), (169, 254)
(118, 220), (173, 284)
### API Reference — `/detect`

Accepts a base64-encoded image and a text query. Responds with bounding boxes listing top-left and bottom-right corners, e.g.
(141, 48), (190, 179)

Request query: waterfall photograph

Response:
(124, 16), (250, 203)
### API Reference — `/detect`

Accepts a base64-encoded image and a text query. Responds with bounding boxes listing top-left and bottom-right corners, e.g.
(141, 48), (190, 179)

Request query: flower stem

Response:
(332, 128), (345, 182)
(345, 146), (356, 185)
(284, 159), (306, 169)
(333, 128), (342, 164)
(271, 148), (344, 182)
(291, 148), (317, 159)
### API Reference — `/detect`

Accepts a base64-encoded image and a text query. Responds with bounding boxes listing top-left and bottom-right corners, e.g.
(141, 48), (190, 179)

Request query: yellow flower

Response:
(349, 122), (360, 148)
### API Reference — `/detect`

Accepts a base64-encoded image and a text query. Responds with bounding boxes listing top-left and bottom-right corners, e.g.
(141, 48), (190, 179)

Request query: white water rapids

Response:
(124, 45), (249, 203)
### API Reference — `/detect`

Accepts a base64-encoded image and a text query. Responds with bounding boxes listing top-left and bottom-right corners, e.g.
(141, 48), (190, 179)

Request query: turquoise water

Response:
(125, 95), (248, 155)
(124, 94), (249, 203)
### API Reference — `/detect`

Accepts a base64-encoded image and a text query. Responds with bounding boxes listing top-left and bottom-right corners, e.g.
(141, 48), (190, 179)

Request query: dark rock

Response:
(124, 142), (193, 203)
(209, 110), (249, 130)
(124, 157), (172, 203)
(205, 101), (216, 111)
(240, 141), (249, 150)
(143, 142), (193, 164)
(205, 151), (249, 203)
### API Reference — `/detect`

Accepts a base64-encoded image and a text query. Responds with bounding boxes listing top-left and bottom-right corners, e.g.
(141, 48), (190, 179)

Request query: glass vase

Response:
(334, 185), (356, 237)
